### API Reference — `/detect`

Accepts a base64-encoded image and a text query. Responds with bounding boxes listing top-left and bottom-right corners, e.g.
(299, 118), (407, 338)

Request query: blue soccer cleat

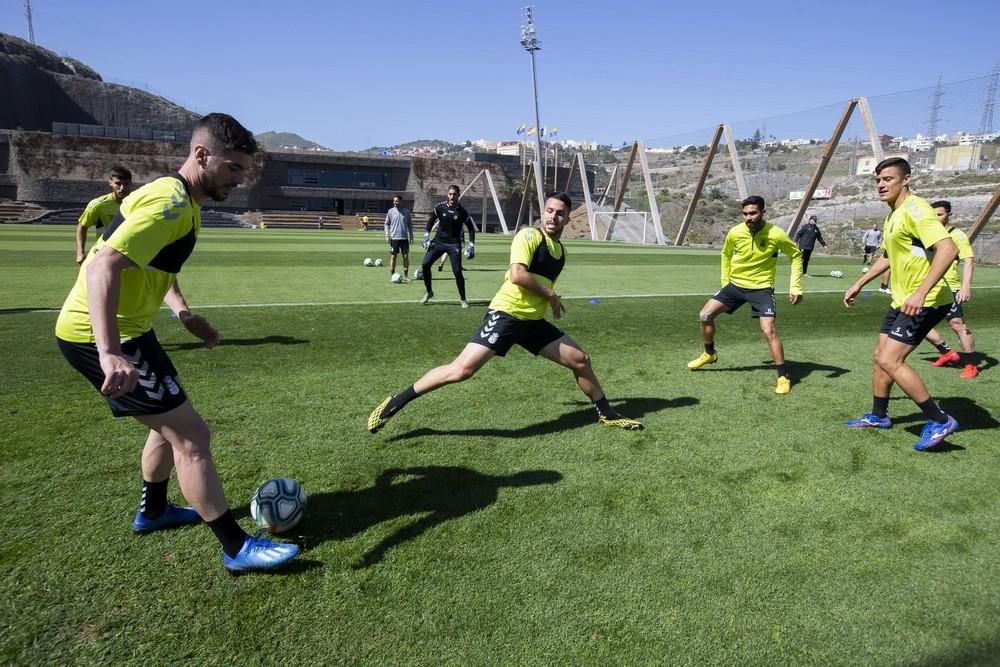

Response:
(914, 415), (959, 451)
(845, 413), (892, 429)
(132, 503), (201, 534)
(223, 531), (300, 573)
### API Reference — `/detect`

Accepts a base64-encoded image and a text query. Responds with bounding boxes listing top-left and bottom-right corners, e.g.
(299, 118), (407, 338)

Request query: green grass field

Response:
(2, 226), (999, 665)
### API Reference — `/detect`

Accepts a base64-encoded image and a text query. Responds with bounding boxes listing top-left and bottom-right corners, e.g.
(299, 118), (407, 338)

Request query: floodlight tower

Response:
(24, 0), (36, 44)
(520, 6), (546, 212)
(927, 75), (943, 138)
(979, 61), (999, 134)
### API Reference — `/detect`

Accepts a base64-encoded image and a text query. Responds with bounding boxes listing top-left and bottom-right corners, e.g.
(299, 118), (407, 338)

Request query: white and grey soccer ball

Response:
(830, 270), (844, 278)
(861, 266), (870, 273)
(250, 477), (306, 533)
(363, 257), (374, 266)
(374, 258), (384, 267)
(414, 268), (424, 280)
(391, 272), (403, 283)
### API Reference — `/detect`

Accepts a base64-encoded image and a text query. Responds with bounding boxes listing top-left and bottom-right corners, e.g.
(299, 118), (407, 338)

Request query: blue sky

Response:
(4, 0), (999, 149)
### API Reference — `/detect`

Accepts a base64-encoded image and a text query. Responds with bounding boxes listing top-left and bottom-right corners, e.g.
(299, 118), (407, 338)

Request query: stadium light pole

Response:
(521, 6), (546, 215)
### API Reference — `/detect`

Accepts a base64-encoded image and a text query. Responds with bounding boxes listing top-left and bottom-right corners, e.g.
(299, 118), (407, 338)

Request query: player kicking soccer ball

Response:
(368, 192), (644, 434)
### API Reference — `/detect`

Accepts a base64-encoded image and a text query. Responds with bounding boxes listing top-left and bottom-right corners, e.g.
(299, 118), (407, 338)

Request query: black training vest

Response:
(525, 228), (565, 282)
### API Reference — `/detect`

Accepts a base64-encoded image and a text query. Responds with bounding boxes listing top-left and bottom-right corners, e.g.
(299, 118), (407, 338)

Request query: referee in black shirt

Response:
(420, 184), (477, 308)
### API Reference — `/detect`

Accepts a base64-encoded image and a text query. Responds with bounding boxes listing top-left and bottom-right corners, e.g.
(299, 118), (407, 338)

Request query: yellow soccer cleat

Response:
(775, 376), (791, 394)
(367, 396), (393, 433)
(599, 415), (645, 431)
(687, 352), (718, 370)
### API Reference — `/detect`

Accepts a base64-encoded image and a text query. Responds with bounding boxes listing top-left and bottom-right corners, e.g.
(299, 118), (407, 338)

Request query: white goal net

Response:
(593, 211), (653, 244)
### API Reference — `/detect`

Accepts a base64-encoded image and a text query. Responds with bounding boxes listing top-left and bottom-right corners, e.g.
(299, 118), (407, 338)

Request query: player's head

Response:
(872, 222), (879, 230)
(447, 185), (460, 204)
(874, 157), (911, 206)
(189, 113), (258, 202)
(808, 214), (817, 225)
(108, 165), (132, 201)
(931, 200), (951, 225)
(392, 195), (402, 208)
(542, 191), (572, 239)
(741, 196), (766, 230)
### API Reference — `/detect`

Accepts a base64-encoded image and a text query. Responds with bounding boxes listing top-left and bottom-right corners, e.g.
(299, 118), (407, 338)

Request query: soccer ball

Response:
(374, 258), (384, 267)
(862, 266), (870, 273)
(363, 257), (373, 266)
(830, 270), (844, 278)
(391, 272), (402, 283)
(250, 477), (306, 533)
(414, 268), (424, 280)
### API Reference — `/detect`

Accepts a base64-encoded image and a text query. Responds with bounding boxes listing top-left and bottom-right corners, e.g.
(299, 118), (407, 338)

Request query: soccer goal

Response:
(594, 210), (653, 244)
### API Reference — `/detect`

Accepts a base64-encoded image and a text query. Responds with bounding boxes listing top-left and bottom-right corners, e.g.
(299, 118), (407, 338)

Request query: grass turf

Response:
(2, 226), (999, 665)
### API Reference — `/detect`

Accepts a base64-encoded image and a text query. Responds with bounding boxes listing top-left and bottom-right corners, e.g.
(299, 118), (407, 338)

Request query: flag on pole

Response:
(549, 126), (558, 137)
(527, 126), (537, 136)
(516, 123), (526, 135)
(540, 126), (546, 137)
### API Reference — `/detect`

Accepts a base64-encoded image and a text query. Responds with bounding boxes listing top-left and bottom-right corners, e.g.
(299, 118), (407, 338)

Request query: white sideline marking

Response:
(18, 285), (1000, 314)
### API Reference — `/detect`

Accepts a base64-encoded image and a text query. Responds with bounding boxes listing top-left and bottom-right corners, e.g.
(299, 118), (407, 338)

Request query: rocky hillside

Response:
(0, 33), (199, 132)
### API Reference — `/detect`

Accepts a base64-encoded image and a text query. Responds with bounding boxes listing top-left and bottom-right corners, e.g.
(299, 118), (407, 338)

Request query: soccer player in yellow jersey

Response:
(56, 113), (299, 572)
(922, 200), (979, 379)
(687, 195), (803, 395)
(843, 158), (959, 451)
(368, 192), (644, 433)
(75, 165), (132, 264)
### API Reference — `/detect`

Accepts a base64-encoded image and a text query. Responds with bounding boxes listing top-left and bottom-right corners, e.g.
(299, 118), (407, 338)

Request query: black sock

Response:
(917, 398), (948, 423)
(959, 352), (976, 366)
(704, 343), (716, 355)
(139, 479), (168, 519)
(872, 395), (890, 419)
(934, 341), (951, 354)
(880, 283), (888, 290)
(208, 510), (249, 557)
(593, 396), (618, 419)
(387, 385), (420, 415)
(775, 363), (788, 378)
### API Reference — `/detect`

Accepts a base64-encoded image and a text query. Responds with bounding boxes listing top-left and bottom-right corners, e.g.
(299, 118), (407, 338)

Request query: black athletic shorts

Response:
(389, 239), (410, 255)
(57, 329), (188, 417)
(945, 293), (965, 321)
(712, 283), (777, 318)
(879, 305), (950, 346)
(469, 309), (565, 357)
(864, 245), (878, 255)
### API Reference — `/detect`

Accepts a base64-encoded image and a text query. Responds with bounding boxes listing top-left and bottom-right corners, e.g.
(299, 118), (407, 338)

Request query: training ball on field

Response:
(250, 477), (306, 533)
(830, 270), (844, 278)
(391, 272), (402, 283)
(363, 257), (373, 266)
(414, 268), (424, 279)
(374, 258), (384, 267)
(862, 266), (870, 273)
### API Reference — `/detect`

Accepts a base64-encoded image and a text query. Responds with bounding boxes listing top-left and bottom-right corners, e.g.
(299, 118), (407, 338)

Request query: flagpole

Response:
(521, 7), (546, 217)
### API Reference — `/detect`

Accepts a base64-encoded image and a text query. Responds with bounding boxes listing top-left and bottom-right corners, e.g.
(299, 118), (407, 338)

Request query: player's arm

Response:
(164, 279), (219, 349)
(817, 230), (827, 247)
(75, 224), (89, 264)
(463, 214), (476, 258)
(720, 233), (734, 286)
(509, 263), (564, 319)
(844, 255), (891, 308)
(422, 209), (438, 247)
(779, 236), (804, 302)
(956, 257), (974, 304)
(86, 246), (140, 397)
(900, 236), (957, 316)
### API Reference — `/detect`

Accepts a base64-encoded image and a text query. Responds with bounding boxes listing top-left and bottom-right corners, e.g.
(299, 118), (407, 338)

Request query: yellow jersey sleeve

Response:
(509, 227), (541, 266)
(105, 178), (190, 268)
(78, 194), (115, 228)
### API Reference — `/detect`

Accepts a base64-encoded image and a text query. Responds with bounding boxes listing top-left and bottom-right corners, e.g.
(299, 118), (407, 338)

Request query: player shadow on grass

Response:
(917, 352), (999, 373)
(161, 335), (309, 351)
(295, 466), (562, 568)
(885, 395), (998, 452)
(388, 396), (696, 441)
(697, 359), (850, 381)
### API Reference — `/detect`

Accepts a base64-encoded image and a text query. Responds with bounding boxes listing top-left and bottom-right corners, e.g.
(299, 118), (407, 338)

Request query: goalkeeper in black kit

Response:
(420, 184), (477, 308)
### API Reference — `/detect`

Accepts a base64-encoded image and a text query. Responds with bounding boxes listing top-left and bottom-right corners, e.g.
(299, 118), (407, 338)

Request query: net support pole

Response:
(459, 170), (484, 232)
(575, 151), (597, 240)
(674, 124), (724, 246)
(722, 124), (748, 200)
(857, 97), (884, 164)
(483, 169), (510, 234)
(514, 162), (535, 233)
(564, 153), (578, 192)
(608, 141), (640, 241)
(636, 140), (666, 245)
(598, 165), (617, 207)
(787, 98), (858, 240)
(968, 181), (1000, 243)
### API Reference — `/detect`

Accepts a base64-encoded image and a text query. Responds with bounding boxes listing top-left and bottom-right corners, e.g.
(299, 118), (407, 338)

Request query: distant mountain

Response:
(256, 131), (328, 151)
(0, 32), (199, 132)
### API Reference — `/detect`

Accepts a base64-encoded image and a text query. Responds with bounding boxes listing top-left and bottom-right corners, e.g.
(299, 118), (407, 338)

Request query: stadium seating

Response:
(257, 211), (342, 230)
(0, 201), (47, 222)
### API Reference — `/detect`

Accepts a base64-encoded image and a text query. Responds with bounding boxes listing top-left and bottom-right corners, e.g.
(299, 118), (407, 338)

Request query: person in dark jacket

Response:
(794, 214), (827, 274)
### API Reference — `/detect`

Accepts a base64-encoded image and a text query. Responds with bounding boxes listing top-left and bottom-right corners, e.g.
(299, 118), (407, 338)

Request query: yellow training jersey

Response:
(488, 227), (565, 320)
(721, 221), (802, 294)
(881, 195), (951, 310)
(56, 175), (201, 343)
(941, 225), (974, 292)
(78, 192), (121, 229)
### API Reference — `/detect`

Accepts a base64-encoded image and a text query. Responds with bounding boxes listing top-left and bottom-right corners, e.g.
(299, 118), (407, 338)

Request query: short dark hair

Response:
(194, 113), (258, 155)
(874, 156), (911, 176)
(931, 200), (951, 213)
(808, 214), (817, 221)
(110, 165), (132, 181)
(741, 195), (765, 210)
(448, 184), (460, 194)
(545, 191), (573, 209)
